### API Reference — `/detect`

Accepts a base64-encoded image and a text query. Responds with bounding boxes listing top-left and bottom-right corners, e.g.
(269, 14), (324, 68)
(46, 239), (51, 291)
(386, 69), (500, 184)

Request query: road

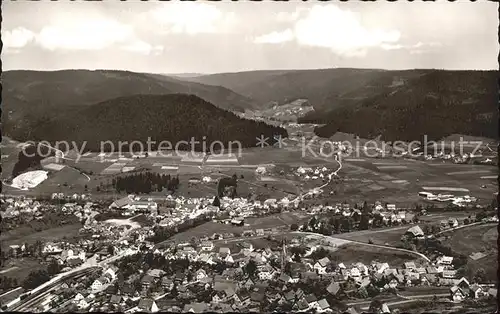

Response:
(0, 266), (19, 274)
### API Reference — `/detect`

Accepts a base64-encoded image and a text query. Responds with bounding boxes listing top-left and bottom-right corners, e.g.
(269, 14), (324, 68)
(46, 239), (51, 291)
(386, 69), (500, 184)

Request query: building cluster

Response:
(39, 232), (495, 314)
(418, 192), (477, 207)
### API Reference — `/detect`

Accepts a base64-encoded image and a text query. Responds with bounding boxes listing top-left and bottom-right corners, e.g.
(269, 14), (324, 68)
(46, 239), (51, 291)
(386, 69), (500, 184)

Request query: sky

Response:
(2, 1), (498, 73)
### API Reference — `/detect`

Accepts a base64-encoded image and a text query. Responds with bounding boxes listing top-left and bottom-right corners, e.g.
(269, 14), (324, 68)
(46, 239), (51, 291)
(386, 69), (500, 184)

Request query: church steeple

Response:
(281, 237), (287, 272)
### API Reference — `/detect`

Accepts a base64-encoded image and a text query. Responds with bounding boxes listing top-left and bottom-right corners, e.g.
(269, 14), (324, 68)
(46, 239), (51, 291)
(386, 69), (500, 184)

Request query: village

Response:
(1, 189), (497, 313)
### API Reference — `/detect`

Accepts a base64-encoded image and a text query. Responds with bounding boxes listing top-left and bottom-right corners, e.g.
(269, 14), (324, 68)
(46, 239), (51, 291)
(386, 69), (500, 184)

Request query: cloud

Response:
(2, 27), (35, 50)
(2, 15), (161, 55)
(256, 5), (401, 57)
(276, 9), (306, 22)
(293, 5), (401, 56)
(147, 2), (237, 35)
(36, 15), (133, 51)
(122, 40), (164, 56)
(254, 29), (294, 44)
(381, 41), (442, 53)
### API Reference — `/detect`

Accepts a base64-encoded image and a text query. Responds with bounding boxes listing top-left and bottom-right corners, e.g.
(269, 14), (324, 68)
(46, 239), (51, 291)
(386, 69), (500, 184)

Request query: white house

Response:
(437, 256), (454, 266)
(91, 277), (109, 293)
(200, 241), (214, 251)
(314, 257), (330, 274)
(196, 269), (208, 281)
(450, 286), (466, 302)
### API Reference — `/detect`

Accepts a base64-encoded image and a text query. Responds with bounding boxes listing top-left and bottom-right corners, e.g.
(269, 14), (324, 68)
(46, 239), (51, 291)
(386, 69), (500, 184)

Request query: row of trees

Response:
(146, 210), (215, 243)
(112, 172), (180, 194)
(295, 211), (417, 236)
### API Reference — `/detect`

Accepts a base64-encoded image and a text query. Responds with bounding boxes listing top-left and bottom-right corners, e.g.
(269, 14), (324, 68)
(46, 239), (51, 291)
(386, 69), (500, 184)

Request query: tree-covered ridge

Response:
(9, 94), (288, 152)
(306, 70), (497, 141)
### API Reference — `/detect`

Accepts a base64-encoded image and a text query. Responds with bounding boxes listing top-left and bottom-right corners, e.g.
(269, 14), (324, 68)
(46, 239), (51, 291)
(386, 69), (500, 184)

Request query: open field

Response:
(334, 226), (411, 247)
(163, 212), (308, 244)
(0, 223), (82, 249)
(441, 223), (497, 281)
(442, 223), (497, 255)
(1, 144), (497, 207)
(329, 243), (424, 266)
(0, 257), (47, 283)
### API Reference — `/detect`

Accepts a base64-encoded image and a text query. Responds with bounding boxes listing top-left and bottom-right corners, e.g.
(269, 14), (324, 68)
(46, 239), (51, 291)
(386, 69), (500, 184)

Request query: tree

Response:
(244, 259), (258, 278)
(473, 268), (487, 283)
(212, 196), (221, 207)
(47, 260), (61, 275)
(107, 245), (115, 256)
(290, 223), (299, 231)
(22, 270), (50, 290)
(368, 299), (383, 314)
(359, 214), (370, 230)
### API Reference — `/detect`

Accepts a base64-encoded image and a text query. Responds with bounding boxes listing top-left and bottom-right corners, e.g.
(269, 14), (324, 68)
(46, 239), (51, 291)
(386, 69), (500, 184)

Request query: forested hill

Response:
(308, 70), (497, 142)
(14, 94), (288, 152)
(2, 69), (258, 138)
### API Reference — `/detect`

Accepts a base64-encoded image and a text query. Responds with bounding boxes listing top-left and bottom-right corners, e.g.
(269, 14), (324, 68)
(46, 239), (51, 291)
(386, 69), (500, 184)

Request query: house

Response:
(250, 291), (265, 304)
(450, 286), (467, 302)
(487, 288), (497, 299)
(278, 273), (292, 284)
(381, 303), (391, 314)
(110, 195), (134, 209)
(426, 266), (439, 274)
(77, 298), (90, 309)
(294, 298), (310, 312)
(241, 278), (255, 289)
(148, 269), (165, 279)
(183, 302), (209, 313)
(406, 225), (424, 238)
(316, 298), (331, 312)
(386, 204), (396, 211)
(200, 241), (214, 251)
(404, 262), (416, 270)
(109, 295), (122, 304)
(326, 282), (340, 295)
(448, 218), (459, 228)
(350, 267), (361, 279)
(470, 284), (483, 299)
(74, 293), (86, 302)
(258, 265), (276, 281)
(305, 293), (319, 309)
(442, 270), (457, 279)
(256, 229), (265, 236)
(197, 253), (215, 265)
(240, 242), (254, 252)
(195, 269), (208, 281)
(160, 277), (174, 290)
(231, 218), (244, 226)
(436, 256), (454, 266)
(91, 277), (109, 292)
(388, 278), (399, 289)
(421, 274), (437, 285)
(314, 257), (331, 274)
(219, 247), (231, 257)
(236, 291), (252, 307)
(141, 275), (155, 288)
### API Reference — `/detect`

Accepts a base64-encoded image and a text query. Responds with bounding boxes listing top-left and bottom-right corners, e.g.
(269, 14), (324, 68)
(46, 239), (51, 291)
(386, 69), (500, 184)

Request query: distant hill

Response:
(185, 68), (412, 108)
(186, 68), (497, 141)
(311, 70), (497, 141)
(164, 73), (205, 78)
(2, 69), (258, 138)
(14, 94), (288, 152)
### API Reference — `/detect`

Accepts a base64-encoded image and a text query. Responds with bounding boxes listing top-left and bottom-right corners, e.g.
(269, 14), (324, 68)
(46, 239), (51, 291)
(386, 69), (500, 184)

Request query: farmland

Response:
(329, 243), (425, 265)
(161, 212), (309, 244)
(2, 137), (496, 210)
(442, 223), (498, 281)
(0, 223), (83, 250)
